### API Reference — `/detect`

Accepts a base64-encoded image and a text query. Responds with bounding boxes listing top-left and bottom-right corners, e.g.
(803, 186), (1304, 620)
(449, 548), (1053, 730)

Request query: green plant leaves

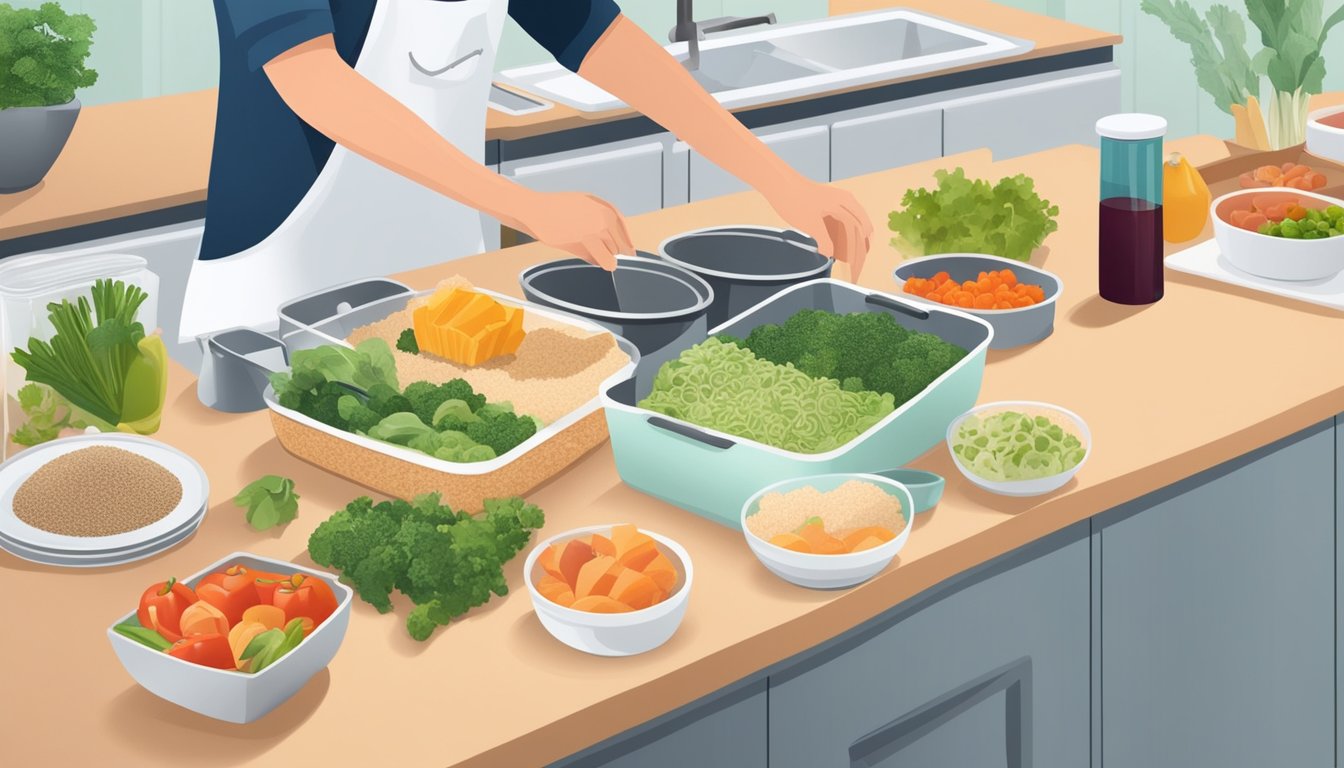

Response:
(887, 168), (1059, 263)
(0, 3), (99, 109)
(233, 475), (300, 531)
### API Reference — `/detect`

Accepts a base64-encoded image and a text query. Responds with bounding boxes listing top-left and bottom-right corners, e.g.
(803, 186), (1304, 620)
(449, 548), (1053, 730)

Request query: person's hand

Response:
(766, 180), (874, 280)
(512, 191), (634, 271)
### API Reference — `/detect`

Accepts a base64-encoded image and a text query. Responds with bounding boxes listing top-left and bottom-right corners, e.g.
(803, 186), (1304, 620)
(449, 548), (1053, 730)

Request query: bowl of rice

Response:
(740, 474), (913, 589)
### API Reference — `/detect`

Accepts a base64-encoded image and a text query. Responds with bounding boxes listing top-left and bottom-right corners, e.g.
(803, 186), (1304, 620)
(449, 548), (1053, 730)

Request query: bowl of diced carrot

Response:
(1212, 188), (1344, 281)
(893, 254), (1061, 350)
(524, 524), (692, 656)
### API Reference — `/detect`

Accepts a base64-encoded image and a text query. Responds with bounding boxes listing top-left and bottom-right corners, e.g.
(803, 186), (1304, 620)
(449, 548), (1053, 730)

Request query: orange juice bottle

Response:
(1162, 152), (1211, 243)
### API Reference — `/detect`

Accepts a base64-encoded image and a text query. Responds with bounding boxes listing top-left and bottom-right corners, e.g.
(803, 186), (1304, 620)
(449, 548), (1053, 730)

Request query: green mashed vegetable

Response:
(951, 410), (1086, 482)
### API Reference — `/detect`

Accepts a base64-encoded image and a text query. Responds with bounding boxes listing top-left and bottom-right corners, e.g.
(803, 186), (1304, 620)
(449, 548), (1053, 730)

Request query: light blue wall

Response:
(15, 0), (1344, 142)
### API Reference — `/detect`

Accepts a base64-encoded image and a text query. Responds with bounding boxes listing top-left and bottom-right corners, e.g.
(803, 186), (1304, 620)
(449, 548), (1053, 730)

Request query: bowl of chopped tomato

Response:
(894, 254), (1061, 350)
(1212, 188), (1344, 281)
(106, 552), (352, 723)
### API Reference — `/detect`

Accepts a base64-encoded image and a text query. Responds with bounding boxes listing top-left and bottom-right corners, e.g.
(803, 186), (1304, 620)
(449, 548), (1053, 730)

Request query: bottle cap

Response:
(1095, 113), (1168, 141)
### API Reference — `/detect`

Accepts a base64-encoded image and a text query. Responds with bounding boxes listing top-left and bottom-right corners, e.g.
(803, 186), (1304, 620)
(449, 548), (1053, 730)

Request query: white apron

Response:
(179, 0), (508, 342)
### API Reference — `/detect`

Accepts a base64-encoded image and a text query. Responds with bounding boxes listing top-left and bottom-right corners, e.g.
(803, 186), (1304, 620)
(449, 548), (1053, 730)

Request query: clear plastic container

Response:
(1096, 113), (1167, 305)
(0, 252), (160, 459)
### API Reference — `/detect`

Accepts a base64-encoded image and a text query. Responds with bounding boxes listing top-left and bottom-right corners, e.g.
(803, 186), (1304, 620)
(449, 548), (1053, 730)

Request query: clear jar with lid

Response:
(1096, 113), (1167, 305)
(0, 252), (161, 458)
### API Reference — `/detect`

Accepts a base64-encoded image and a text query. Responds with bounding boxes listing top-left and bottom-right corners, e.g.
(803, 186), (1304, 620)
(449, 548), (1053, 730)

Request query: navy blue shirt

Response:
(201, 0), (621, 260)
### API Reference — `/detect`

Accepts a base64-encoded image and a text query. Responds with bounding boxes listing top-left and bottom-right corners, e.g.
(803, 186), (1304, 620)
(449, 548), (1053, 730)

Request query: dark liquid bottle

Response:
(1099, 197), (1164, 304)
(1096, 114), (1167, 305)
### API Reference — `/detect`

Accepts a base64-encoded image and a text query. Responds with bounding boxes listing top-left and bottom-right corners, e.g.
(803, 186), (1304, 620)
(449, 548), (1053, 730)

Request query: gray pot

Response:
(0, 98), (81, 194)
(658, 226), (833, 327)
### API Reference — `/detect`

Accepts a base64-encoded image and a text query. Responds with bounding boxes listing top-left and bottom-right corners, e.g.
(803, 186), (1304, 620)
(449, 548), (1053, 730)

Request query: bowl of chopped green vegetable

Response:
(946, 401), (1089, 497)
(1212, 188), (1344, 281)
(106, 552), (353, 724)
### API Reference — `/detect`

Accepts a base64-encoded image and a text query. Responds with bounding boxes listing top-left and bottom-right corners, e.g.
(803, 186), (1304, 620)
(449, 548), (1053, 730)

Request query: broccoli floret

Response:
(403, 380), (450, 425)
(465, 410), (538, 456)
(439, 378), (486, 412)
(366, 382), (413, 418)
(307, 381), (353, 430)
(713, 333), (744, 348)
(344, 403), (382, 434)
(307, 496), (406, 586)
(396, 328), (420, 355)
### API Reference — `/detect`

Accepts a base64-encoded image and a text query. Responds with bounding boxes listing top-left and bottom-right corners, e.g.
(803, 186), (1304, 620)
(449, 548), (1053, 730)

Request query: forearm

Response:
(264, 36), (536, 228)
(578, 16), (807, 193)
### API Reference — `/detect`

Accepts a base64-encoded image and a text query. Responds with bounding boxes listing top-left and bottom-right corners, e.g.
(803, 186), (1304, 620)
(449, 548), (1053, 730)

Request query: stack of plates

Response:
(0, 434), (209, 568)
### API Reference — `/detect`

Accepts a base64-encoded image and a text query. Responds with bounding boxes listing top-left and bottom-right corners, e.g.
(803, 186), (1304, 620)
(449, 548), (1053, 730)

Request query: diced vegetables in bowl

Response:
(741, 474), (914, 589)
(106, 552), (352, 724)
(1212, 189), (1344, 281)
(947, 401), (1090, 498)
(524, 525), (692, 656)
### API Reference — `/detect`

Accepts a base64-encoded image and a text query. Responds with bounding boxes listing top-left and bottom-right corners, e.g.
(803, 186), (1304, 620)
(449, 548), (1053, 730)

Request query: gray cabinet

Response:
(549, 680), (767, 768)
(501, 136), (669, 216)
(942, 68), (1122, 160)
(1097, 421), (1335, 768)
(830, 105), (942, 181)
(768, 527), (1090, 768)
(689, 120), (830, 202)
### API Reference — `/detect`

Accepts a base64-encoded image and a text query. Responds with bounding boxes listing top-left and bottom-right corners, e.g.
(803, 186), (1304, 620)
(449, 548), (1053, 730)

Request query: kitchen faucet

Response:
(670, 0), (777, 71)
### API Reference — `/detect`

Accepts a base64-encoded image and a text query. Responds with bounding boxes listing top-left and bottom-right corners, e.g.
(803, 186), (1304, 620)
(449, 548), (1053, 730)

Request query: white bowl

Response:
(741, 473), (914, 589)
(106, 552), (353, 724)
(1211, 188), (1344, 281)
(1306, 106), (1344, 165)
(947, 401), (1090, 498)
(524, 525), (692, 656)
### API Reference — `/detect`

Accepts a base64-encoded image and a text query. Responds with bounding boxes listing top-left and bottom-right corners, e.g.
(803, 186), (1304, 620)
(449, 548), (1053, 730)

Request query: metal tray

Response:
(601, 279), (993, 527)
(264, 280), (638, 511)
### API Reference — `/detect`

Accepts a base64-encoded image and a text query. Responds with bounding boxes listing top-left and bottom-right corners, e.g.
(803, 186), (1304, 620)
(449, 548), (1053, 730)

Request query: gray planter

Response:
(0, 98), (81, 193)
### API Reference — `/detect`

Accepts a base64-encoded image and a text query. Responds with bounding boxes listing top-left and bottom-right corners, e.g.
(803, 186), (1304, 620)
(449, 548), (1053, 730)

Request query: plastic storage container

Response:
(264, 279), (638, 511)
(0, 252), (159, 459)
(1096, 114), (1167, 305)
(602, 279), (993, 527)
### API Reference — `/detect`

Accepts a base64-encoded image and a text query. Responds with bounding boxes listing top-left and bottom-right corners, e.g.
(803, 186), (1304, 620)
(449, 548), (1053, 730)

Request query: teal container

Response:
(601, 280), (993, 528)
(1096, 113), (1167, 305)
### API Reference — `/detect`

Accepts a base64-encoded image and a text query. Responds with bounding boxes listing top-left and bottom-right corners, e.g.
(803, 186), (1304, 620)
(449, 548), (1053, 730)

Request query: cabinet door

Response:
(550, 680), (767, 768)
(769, 528), (1090, 768)
(942, 68), (1121, 160)
(1099, 421), (1335, 768)
(831, 106), (942, 180)
(690, 123), (828, 202)
(501, 138), (666, 217)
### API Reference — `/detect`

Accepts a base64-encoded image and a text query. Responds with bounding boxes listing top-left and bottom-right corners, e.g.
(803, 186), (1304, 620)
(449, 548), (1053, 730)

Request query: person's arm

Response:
(262, 35), (632, 268)
(578, 16), (874, 278)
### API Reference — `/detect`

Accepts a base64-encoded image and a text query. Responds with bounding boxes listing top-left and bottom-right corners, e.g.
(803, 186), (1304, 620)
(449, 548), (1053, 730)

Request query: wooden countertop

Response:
(0, 0), (1117, 244)
(7, 137), (1344, 768)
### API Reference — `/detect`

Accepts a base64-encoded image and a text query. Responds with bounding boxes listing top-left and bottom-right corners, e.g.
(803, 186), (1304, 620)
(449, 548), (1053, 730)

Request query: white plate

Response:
(1167, 239), (1344, 313)
(0, 513), (201, 568)
(0, 434), (209, 553)
(0, 501), (205, 556)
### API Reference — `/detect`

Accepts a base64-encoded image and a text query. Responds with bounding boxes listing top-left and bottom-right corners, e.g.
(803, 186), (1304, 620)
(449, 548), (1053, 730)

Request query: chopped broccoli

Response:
(735, 309), (964, 406)
(465, 410), (538, 456)
(396, 328), (420, 355)
(367, 383), (412, 419)
(307, 493), (544, 640)
(439, 378), (486, 412)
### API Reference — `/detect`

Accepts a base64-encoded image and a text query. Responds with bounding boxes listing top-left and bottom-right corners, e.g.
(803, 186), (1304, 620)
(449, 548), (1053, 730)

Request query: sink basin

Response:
(498, 9), (1032, 113)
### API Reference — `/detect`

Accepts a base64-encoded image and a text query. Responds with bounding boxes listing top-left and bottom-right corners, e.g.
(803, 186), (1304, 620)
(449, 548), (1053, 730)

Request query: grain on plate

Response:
(746, 479), (904, 541)
(13, 446), (183, 537)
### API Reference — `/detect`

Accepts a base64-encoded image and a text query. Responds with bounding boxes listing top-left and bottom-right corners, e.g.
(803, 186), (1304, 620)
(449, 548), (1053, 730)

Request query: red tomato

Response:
(271, 574), (339, 630)
(136, 577), (198, 643)
(167, 633), (235, 670)
(195, 565), (264, 626)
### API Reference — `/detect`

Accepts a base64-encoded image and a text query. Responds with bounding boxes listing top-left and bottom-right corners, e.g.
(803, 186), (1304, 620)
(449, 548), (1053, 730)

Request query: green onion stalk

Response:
(1268, 87), (1312, 150)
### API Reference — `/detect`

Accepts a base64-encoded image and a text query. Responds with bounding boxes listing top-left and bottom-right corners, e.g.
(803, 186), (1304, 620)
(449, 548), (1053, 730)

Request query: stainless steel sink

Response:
(497, 9), (1032, 113)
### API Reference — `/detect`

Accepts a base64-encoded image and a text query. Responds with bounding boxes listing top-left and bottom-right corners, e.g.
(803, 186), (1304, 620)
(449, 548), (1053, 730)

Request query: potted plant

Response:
(1143, 0), (1344, 151)
(0, 2), (98, 193)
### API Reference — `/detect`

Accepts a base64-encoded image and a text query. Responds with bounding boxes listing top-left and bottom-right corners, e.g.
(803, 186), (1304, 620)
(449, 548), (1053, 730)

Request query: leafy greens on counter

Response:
(308, 493), (544, 640)
(887, 168), (1059, 263)
(234, 475), (300, 531)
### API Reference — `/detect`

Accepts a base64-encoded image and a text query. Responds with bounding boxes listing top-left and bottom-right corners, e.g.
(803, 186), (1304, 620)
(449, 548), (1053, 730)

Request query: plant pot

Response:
(0, 99), (80, 194)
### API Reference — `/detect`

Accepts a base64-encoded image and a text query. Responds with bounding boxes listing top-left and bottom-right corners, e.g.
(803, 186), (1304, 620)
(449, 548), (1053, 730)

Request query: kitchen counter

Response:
(6, 137), (1344, 768)
(0, 0), (1117, 246)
